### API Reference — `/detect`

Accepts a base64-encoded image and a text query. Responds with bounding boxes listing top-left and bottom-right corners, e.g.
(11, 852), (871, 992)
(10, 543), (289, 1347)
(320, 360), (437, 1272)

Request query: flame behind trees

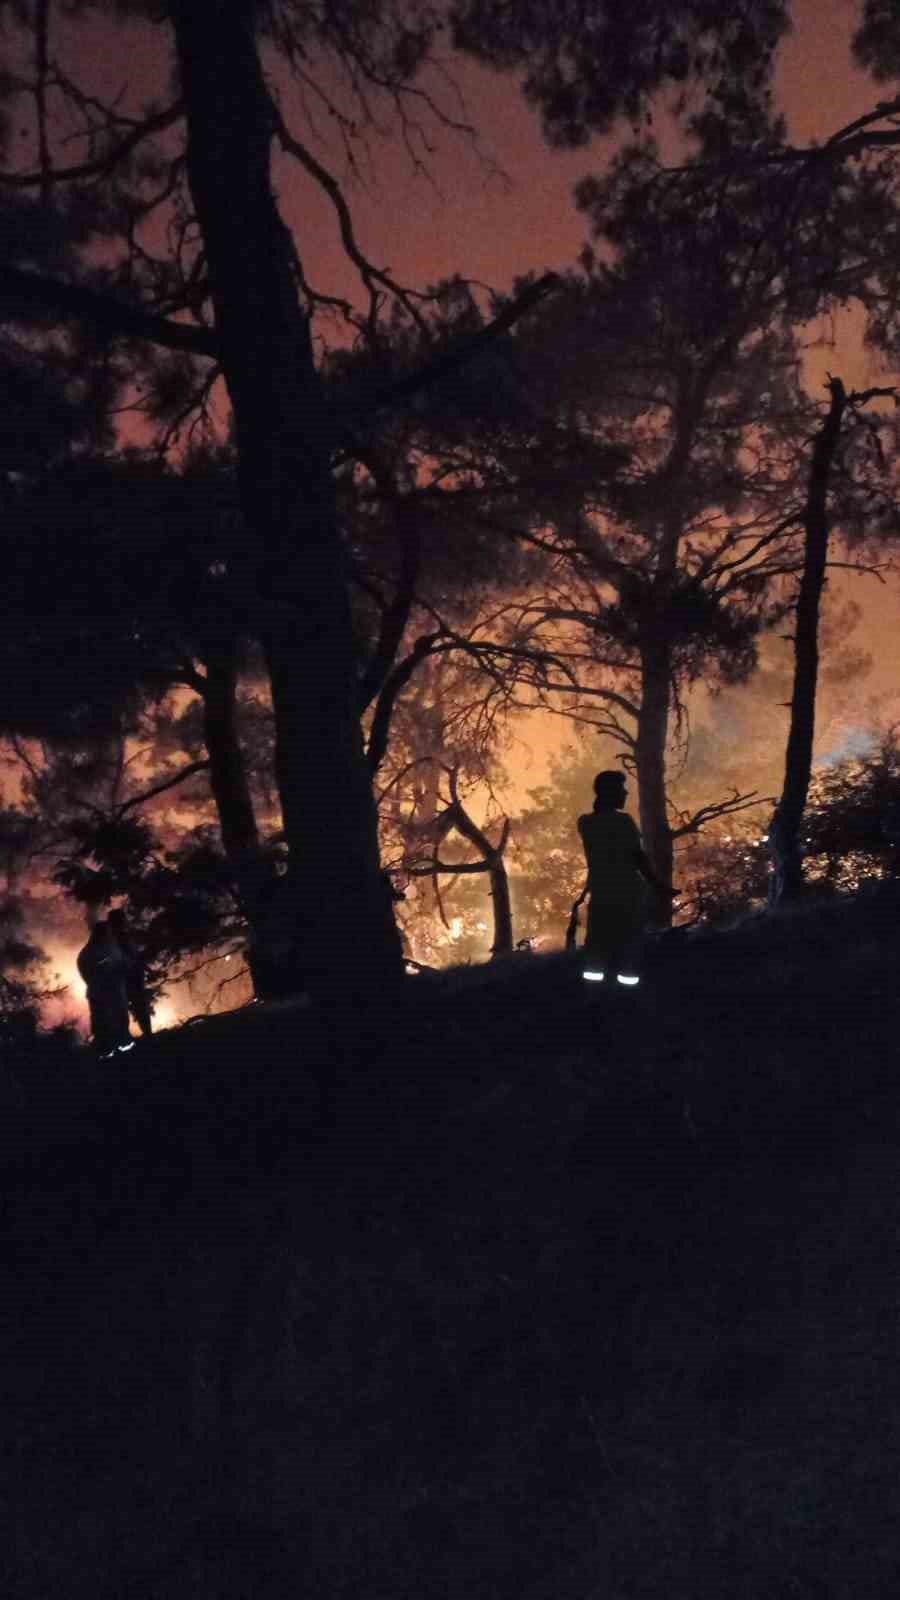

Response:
(3, 1), (900, 1003)
(371, 100), (900, 920)
(0, 0), (810, 1002)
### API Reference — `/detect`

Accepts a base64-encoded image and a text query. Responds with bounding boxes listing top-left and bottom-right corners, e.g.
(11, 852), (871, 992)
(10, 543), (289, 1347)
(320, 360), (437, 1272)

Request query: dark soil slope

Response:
(4, 884), (900, 1598)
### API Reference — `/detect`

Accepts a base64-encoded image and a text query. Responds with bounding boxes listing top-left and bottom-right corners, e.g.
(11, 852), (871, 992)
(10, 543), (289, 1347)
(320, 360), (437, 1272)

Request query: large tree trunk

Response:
(769, 377), (848, 906)
(635, 628), (675, 921)
(201, 636), (258, 869)
(200, 633), (280, 999)
(171, 1), (402, 1001)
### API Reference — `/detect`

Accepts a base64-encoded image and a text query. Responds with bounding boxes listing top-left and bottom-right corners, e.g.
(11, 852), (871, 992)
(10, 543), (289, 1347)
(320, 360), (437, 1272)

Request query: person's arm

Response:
(623, 816), (677, 899)
(634, 848), (679, 899)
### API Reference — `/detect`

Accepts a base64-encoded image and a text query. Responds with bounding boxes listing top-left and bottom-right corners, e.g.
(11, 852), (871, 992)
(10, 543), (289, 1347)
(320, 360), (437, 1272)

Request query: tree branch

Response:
(269, 93), (430, 332)
(670, 790), (772, 841)
(0, 264), (219, 358)
(1, 266), (559, 426)
(0, 99), (184, 189)
(114, 759), (211, 818)
(354, 455), (421, 713)
(405, 857), (492, 876)
(366, 629), (444, 777)
(344, 272), (561, 424)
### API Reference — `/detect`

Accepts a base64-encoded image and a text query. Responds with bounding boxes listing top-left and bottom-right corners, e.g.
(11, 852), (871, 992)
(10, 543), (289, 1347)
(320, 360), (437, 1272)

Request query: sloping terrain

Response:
(4, 884), (900, 1597)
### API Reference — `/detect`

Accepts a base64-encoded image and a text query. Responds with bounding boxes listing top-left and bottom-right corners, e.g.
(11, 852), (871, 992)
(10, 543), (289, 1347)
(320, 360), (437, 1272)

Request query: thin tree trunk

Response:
(635, 629), (675, 922)
(366, 632), (441, 779)
(447, 800), (514, 957)
(171, 1), (402, 1000)
(628, 374), (700, 925)
(488, 856), (514, 957)
(769, 378), (847, 906)
(357, 489), (421, 715)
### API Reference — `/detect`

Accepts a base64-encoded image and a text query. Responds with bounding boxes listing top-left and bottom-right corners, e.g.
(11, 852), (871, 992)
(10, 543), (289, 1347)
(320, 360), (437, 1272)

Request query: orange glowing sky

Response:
(265, 0), (900, 800)
(56, 2), (888, 319)
(269, 0), (886, 322)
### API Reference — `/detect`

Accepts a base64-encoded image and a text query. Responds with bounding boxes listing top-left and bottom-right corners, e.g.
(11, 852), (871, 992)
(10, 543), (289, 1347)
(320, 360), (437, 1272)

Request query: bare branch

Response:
(354, 452), (421, 713)
(405, 858), (492, 876)
(670, 791), (773, 841)
(114, 760), (211, 818)
(847, 385), (900, 410)
(374, 756), (434, 808)
(819, 95), (900, 154)
(0, 99), (184, 189)
(366, 629), (444, 778)
(268, 92), (431, 331)
(340, 272), (562, 428)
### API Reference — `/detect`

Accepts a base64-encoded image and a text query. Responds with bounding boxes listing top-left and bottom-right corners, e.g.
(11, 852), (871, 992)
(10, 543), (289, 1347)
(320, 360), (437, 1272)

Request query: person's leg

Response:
(585, 903), (644, 986)
(583, 899), (613, 981)
(612, 917), (643, 986)
(90, 992), (116, 1057)
(129, 982), (153, 1036)
(108, 983), (134, 1053)
(581, 921), (603, 979)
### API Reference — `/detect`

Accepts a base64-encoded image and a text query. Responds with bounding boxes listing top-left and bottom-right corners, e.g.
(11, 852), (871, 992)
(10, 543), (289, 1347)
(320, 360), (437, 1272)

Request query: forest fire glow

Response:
(1, 0), (899, 1035)
(39, 941), (184, 1036)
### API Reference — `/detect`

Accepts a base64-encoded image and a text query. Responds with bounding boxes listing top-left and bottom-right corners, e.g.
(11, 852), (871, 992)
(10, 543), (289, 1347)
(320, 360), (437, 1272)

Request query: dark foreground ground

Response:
(4, 885), (900, 1597)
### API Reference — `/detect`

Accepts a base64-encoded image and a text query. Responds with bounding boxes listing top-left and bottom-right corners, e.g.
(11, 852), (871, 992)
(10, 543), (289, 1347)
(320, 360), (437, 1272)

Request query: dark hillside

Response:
(4, 884), (900, 1597)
